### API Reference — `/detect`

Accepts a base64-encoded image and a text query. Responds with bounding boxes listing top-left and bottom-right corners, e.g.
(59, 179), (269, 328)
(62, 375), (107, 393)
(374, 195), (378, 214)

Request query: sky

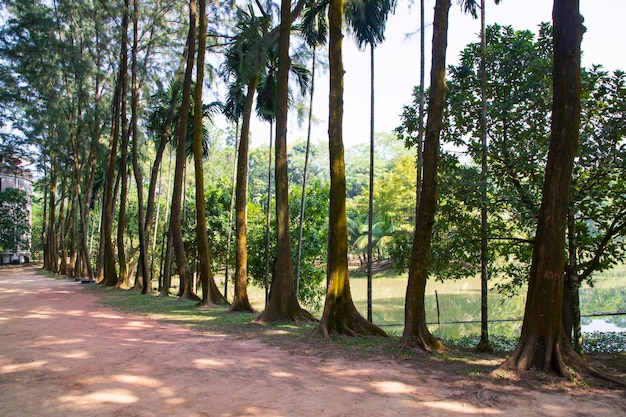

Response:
(248, 0), (626, 148)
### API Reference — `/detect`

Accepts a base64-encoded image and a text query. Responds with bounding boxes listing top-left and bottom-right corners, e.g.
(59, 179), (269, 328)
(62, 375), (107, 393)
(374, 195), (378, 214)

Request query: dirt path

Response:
(0, 267), (624, 417)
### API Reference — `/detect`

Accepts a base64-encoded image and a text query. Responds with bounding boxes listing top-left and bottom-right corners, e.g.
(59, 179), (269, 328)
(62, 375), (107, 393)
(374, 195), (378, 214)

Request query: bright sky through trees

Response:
(249, 0), (625, 148)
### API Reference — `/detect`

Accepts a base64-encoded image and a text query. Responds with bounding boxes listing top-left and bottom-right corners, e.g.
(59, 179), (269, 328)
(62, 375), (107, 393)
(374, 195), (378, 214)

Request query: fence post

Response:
(435, 290), (441, 326)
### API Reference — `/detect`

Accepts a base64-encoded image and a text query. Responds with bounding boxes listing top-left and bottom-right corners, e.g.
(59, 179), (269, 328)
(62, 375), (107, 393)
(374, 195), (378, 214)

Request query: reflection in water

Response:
(245, 270), (626, 338)
(348, 274), (626, 338)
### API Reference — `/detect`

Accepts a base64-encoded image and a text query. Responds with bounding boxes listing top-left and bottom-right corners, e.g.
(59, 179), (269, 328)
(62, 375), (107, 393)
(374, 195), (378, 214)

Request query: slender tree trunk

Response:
(255, 0), (314, 323)
(130, 0), (151, 294)
(295, 48), (316, 295)
(46, 158), (58, 272)
(101, 13), (127, 286)
(116, 0), (131, 287)
(416, 0), (426, 212)
(499, 0), (584, 377)
(264, 121), (273, 307)
(57, 179), (68, 275)
(224, 122), (239, 300)
(314, 0), (385, 337)
(145, 70), (182, 287)
(194, 0), (227, 306)
(367, 44), (375, 323)
(476, 0), (493, 352)
(228, 77), (258, 313)
(41, 162), (49, 269)
(564, 209), (583, 356)
(400, 0), (450, 352)
(170, 0), (199, 301)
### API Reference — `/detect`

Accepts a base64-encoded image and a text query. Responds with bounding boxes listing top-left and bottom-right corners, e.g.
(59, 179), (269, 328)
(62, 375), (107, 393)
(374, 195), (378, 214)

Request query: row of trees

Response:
(1, 0), (623, 379)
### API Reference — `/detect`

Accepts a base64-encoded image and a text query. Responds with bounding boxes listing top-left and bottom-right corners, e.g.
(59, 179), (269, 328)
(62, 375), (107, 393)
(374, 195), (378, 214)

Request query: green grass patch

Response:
(78, 280), (625, 385)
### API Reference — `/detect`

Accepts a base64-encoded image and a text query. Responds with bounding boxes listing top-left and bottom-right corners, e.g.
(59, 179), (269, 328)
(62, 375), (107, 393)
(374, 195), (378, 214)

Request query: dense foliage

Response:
(0, 188), (30, 253)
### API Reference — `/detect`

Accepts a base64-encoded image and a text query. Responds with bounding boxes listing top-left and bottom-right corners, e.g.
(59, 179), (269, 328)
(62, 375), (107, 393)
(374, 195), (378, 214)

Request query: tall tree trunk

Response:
(194, 0), (227, 306)
(366, 44), (375, 323)
(46, 158), (58, 273)
(116, 0), (131, 288)
(101, 11), (128, 287)
(564, 209), (583, 356)
(41, 162), (49, 269)
(224, 122), (239, 300)
(117, 154), (130, 287)
(295, 47), (316, 295)
(130, 0), (151, 294)
(264, 121), (273, 307)
(476, 0), (493, 353)
(170, 0), (199, 301)
(228, 76), (258, 313)
(499, 0), (584, 377)
(57, 178), (68, 276)
(314, 0), (385, 337)
(399, 0), (450, 352)
(145, 70), (183, 288)
(415, 0), (425, 219)
(255, 0), (314, 323)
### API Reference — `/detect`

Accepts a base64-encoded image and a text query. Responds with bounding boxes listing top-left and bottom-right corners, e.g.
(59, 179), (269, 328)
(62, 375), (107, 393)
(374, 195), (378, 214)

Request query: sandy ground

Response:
(0, 266), (625, 417)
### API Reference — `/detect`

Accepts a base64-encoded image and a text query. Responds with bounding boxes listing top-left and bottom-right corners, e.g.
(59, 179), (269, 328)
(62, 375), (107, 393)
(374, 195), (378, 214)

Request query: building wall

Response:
(0, 155), (33, 264)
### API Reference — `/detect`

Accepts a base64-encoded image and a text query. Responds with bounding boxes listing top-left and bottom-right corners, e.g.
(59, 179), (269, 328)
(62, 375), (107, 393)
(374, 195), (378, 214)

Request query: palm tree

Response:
(295, 0), (328, 297)
(346, 0), (396, 323)
(221, 6), (270, 312)
(458, 0), (502, 352)
(313, 0), (386, 338)
(256, 42), (278, 308)
(222, 4), (311, 315)
(254, 0), (314, 323)
(221, 83), (245, 300)
(399, 0), (451, 352)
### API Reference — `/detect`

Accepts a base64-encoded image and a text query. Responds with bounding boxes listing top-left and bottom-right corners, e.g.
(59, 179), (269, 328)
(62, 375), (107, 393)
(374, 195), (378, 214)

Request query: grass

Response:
(67, 277), (626, 388)
(81, 283), (437, 363)
(81, 281), (626, 355)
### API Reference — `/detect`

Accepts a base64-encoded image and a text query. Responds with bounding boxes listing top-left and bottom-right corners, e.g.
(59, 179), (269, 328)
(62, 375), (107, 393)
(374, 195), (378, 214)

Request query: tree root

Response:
(496, 340), (626, 388)
(312, 314), (388, 339)
(228, 299), (256, 314)
(253, 306), (317, 325)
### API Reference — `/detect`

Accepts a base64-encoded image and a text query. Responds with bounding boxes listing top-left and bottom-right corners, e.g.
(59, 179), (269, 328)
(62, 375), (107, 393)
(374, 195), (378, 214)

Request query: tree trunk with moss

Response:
(499, 0), (584, 377)
(228, 76), (258, 313)
(399, 0), (450, 352)
(170, 0), (199, 302)
(194, 0), (227, 306)
(255, 0), (315, 323)
(313, 0), (386, 338)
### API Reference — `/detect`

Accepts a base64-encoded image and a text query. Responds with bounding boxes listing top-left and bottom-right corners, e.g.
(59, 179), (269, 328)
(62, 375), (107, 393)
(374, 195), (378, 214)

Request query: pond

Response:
(241, 266), (626, 338)
(349, 273), (626, 338)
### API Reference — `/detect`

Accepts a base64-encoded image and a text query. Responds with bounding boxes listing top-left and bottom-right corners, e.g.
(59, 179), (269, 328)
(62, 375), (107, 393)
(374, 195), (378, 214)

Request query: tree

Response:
(499, 0), (584, 377)
(169, 0), (199, 301)
(457, 0), (503, 352)
(346, 0), (396, 323)
(0, 189), (30, 255)
(254, 0), (315, 323)
(399, 0), (450, 352)
(442, 24), (626, 354)
(130, 0), (150, 294)
(223, 1), (309, 313)
(295, 0), (328, 296)
(193, 0), (228, 307)
(223, 6), (269, 313)
(313, 0), (386, 338)
(100, 2), (128, 287)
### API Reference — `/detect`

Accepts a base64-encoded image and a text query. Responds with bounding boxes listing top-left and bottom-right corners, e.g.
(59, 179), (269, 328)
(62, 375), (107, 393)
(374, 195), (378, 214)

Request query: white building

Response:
(0, 155), (33, 264)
